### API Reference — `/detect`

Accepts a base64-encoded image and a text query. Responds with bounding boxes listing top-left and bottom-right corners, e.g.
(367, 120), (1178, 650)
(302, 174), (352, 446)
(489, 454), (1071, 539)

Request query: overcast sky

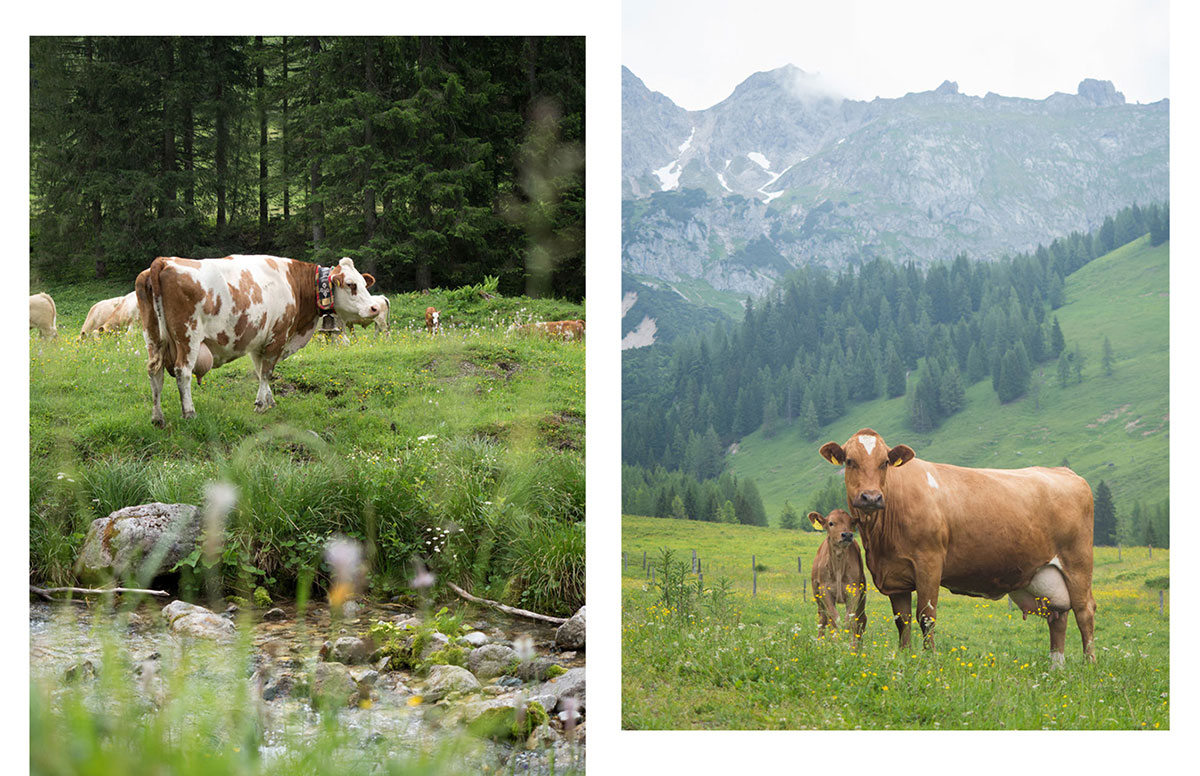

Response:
(623, 0), (1169, 109)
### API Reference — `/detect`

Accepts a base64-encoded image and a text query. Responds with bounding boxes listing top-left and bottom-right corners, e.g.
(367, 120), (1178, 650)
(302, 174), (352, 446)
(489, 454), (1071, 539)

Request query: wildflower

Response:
(407, 695), (423, 707)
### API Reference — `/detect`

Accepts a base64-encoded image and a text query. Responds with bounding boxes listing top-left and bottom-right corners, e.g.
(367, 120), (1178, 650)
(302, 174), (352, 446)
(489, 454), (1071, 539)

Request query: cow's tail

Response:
(135, 260), (175, 372)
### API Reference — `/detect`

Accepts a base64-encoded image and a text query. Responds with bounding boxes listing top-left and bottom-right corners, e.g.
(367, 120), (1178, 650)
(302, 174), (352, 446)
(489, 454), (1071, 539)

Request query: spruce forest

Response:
(29, 36), (585, 299)
(622, 202), (1168, 531)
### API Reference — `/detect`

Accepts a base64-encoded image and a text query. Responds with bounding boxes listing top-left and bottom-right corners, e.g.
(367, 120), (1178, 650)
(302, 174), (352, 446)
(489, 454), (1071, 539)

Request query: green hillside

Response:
(729, 236), (1168, 524)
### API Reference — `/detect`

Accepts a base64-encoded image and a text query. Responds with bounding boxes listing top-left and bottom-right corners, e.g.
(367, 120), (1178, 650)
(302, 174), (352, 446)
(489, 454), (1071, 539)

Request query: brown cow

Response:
(512, 319), (585, 340)
(818, 428), (1095, 668)
(808, 508), (867, 644)
(425, 306), (440, 334)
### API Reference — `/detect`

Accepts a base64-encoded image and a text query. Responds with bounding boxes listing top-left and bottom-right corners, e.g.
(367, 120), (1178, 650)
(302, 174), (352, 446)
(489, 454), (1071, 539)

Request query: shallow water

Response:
(30, 598), (585, 774)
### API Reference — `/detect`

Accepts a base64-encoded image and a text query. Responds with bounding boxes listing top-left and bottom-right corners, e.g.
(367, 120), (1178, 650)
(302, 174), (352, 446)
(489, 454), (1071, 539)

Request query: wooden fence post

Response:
(692, 549), (697, 573)
(803, 578), (807, 600)
(1118, 544), (1122, 561)
(798, 556), (802, 574)
(642, 550), (646, 570)
(752, 555), (757, 597)
(1148, 544), (1152, 559)
(1159, 589), (1164, 615)
(622, 552), (627, 573)
(651, 567), (655, 587)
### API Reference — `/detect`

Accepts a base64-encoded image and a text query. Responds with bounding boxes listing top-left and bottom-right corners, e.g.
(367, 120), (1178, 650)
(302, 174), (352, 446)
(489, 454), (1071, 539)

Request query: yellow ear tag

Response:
(893, 458), (903, 467)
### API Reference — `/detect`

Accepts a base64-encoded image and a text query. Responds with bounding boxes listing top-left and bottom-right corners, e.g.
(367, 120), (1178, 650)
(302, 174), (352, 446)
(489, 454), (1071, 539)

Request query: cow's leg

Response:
(816, 586), (839, 637)
(1061, 555), (1098, 664)
(249, 351), (277, 412)
(1048, 610), (1068, 670)
(889, 592), (912, 649)
(849, 583), (867, 648)
(148, 364), (166, 427)
(915, 572), (941, 651)
(144, 337), (167, 427)
(175, 364), (196, 419)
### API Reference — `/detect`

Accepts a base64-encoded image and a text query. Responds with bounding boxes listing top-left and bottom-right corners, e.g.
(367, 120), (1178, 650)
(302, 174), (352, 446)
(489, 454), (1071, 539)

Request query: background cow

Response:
(136, 255), (379, 425)
(808, 508), (867, 644)
(98, 291), (141, 334)
(342, 294), (390, 334)
(512, 319), (585, 340)
(81, 295), (125, 339)
(29, 293), (57, 339)
(425, 306), (440, 334)
(819, 428), (1095, 668)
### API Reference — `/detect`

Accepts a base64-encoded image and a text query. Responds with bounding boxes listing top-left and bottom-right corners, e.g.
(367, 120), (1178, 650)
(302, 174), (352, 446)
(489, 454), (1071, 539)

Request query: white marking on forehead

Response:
(857, 435), (877, 455)
(926, 472), (939, 489)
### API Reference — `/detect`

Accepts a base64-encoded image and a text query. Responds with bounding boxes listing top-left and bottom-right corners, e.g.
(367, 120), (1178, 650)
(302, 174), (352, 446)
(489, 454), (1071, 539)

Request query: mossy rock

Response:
(468, 700), (549, 741)
(253, 586), (273, 608)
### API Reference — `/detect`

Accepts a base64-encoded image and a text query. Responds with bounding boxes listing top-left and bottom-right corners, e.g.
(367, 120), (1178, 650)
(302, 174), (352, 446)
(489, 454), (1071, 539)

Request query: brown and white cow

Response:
(818, 428), (1095, 668)
(29, 293), (57, 339)
(808, 508), (867, 644)
(135, 255), (378, 425)
(425, 306), (440, 334)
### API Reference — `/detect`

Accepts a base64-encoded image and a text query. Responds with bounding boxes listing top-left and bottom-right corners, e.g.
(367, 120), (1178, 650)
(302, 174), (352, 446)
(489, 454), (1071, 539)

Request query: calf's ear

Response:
(887, 445), (915, 467)
(807, 511), (824, 530)
(819, 442), (846, 465)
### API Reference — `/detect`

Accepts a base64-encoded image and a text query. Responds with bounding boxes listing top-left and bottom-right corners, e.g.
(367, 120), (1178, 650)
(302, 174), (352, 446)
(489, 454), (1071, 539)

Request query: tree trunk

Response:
(308, 36), (323, 248)
(362, 37), (377, 241)
(159, 38), (176, 220)
(281, 36), (290, 222)
(257, 36), (268, 247)
(214, 38), (228, 233)
(181, 40), (195, 212)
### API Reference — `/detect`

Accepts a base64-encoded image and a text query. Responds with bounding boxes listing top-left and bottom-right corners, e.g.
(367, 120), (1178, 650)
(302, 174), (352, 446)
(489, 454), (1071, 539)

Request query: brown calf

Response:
(425, 306), (440, 334)
(808, 509), (867, 643)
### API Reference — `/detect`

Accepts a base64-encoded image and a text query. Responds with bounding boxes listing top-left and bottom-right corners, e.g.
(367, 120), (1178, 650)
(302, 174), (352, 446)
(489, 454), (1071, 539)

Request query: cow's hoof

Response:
(182, 410), (197, 420)
(151, 417), (165, 428)
(1049, 652), (1066, 670)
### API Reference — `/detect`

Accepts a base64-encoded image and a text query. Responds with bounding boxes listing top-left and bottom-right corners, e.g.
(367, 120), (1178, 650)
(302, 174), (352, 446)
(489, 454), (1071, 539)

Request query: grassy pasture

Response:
(29, 281), (585, 614)
(622, 515), (1169, 730)
(730, 237), (1169, 523)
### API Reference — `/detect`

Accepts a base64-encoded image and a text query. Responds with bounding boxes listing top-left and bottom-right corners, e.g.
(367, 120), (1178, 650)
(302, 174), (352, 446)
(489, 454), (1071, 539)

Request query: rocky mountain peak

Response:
(1077, 78), (1125, 106)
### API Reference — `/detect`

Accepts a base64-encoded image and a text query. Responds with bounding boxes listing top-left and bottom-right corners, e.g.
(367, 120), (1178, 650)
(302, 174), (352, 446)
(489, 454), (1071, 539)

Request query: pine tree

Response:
(800, 398), (819, 441)
(885, 344), (907, 397)
(1093, 481), (1117, 546)
(1057, 350), (1071, 389)
(1102, 336), (1115, 376)
(1049, 316), (1065, 358)
(779, 501), (799, 530)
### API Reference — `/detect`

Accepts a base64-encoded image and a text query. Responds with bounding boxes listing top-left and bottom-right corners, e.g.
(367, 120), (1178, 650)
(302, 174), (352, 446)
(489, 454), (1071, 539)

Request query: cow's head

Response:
(329, 258), (379, 321)
(808, 508), (858, 547)
(819, 428), (914, 512)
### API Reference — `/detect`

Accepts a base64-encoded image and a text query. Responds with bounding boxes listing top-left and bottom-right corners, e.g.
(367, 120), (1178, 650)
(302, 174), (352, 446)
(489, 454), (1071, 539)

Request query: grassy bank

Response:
(622, 515), (1169, 730)
(29, 284), (585, 616)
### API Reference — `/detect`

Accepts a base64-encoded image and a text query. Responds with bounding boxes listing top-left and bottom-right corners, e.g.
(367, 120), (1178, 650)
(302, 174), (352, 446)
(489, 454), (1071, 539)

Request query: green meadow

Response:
(729, 236), (1168, 523)
(30, 281), (586, 614)
(622, 515), (1169, 730)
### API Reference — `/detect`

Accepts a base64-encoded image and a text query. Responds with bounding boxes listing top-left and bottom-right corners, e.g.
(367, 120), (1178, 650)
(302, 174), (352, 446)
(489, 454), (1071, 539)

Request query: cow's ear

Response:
(807, 511), (824, 529)
(330, 267), (344, 286)
(362, 273), (376, 289)
(888, 445), (916, 468)
(819, 442), (846, 466)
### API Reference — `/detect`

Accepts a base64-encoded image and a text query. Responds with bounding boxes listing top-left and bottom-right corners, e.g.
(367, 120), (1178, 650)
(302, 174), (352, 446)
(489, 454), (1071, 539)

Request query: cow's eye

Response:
(879, 461), (888, 471)
(845, 459), (856, 469)
(348, 283), (358, 295)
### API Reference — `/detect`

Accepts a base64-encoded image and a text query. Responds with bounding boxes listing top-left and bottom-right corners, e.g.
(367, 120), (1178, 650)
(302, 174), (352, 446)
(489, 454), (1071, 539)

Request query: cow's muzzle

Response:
(852, 491), (884, 511)
(838, 532), (855, 544)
